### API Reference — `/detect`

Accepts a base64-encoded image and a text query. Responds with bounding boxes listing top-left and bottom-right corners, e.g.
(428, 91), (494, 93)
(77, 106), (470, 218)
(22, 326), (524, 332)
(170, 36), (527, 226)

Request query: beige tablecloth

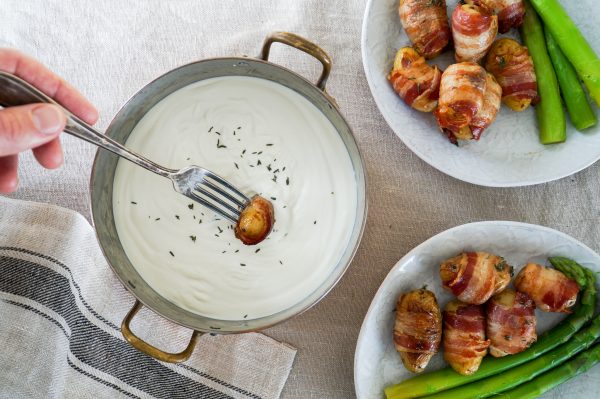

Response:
(4, 1), (600, 397)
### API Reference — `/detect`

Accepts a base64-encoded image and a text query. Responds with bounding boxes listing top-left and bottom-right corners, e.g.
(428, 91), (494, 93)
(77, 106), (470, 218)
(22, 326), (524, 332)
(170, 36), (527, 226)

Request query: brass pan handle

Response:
(259, 31), (332, 91)
(121, 300), (201, 363)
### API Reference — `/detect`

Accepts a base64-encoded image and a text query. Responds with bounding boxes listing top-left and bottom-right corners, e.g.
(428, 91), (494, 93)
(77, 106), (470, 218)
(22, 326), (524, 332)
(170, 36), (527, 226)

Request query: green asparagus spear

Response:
(520, 0), (566, 144)
(422, 289), (600, 399)
(489, 344), (600, 399)
(530, 0), (600, 107)
(384, 259), (595, 399)
(545, 29), (597, 131)
(549, 257), (588, 287)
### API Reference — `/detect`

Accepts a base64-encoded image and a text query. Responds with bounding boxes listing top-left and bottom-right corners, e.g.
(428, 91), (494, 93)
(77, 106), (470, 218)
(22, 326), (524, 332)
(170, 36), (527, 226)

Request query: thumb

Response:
(0, 104), (66, 157)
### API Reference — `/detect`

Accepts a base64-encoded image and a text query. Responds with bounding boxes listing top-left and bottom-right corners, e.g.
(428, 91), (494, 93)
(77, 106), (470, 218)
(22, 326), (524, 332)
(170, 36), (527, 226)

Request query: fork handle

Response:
(0, 71), (174, 178)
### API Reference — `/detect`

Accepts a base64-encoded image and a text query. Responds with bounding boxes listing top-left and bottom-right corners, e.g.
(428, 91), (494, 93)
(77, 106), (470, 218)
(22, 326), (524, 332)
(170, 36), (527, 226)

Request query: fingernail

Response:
(32, 105), (63, 135)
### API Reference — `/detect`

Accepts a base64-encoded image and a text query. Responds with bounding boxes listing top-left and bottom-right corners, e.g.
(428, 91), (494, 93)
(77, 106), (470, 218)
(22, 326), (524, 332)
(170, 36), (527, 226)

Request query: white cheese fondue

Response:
(112, 76), (357, 320)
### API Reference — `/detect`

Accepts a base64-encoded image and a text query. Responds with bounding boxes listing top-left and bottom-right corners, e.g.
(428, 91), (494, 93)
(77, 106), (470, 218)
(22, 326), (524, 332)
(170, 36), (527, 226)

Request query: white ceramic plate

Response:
(354, 221), (600, 399)
(361, 0), (600, 187)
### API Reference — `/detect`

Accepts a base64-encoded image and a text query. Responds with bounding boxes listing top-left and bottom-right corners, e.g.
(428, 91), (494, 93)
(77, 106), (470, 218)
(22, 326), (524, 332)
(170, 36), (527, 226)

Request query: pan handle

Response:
(121, 300), (201, 363)
(259, 31), (332, 91)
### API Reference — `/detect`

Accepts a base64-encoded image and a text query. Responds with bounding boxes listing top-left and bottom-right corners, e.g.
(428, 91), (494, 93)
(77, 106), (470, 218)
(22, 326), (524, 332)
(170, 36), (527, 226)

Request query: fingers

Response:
(0, 104), (66, 157)
(33, 137), (63, 169)
(0, 155), (18, 193)
(0, 48), (99, 125)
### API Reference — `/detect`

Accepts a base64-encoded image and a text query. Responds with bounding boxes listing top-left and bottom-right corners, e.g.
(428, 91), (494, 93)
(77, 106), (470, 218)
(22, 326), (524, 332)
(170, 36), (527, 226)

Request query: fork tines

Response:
(191, 172), (250, 223)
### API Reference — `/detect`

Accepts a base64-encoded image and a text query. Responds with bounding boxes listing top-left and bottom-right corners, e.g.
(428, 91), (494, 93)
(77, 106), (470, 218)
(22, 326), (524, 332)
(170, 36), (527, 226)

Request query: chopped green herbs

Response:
(188, 203), (194, 210)
(255, 248), (261, 253)
(169, 251), (174, 257)
(216, 139), (227, 148)
(175, 215), (180, 220)
(498, 56), (507, 69)
(217, 226), (223, 234)
(286, 177), (290, 185)
(155, 218), (160, 221)
(131, 201), (137, 205)
(266, 143), (273, 146)
(208, 126), (213, 132)
(190, 235), (197, 242)
(240, 263), (246, 266)
(234, 162), (239, 169)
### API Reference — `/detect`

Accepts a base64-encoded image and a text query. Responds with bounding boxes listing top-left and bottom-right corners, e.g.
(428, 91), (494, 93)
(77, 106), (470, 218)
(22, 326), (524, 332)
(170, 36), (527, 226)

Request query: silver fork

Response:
(0, 72), (250, 223)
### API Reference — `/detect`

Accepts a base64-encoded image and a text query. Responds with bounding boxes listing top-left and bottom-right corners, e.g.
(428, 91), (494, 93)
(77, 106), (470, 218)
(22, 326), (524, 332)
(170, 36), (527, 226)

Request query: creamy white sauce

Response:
(113, 76), (357, 320)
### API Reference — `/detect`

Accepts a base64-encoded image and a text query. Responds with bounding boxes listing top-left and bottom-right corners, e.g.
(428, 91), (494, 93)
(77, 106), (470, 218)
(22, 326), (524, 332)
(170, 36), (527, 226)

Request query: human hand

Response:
(0, 49), (98, 193)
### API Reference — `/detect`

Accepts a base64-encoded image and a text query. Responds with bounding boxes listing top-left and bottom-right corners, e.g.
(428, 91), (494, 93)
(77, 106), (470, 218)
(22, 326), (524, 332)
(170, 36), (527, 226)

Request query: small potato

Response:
(235, 195), (274, 245)
(443, 300), (489, 375)
(393, 289), (442, 373)
(388, 47), (442, 112)
(485, 38), (538, 112)
(514, 263), (579, 313)
(487, 289), (537, 357)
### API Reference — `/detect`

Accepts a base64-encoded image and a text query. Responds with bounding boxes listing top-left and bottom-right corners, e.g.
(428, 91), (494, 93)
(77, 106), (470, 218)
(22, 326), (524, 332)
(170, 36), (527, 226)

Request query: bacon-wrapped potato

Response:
(485, 38), (538, 112)
(487, 289), (536, 357)
(443, 301), (490, 375)
(399, 0), (451, 59)
(452, 0), (498, 63)
(475, 0), (525, 33)
(388, 47), (442, 112)
(394, 289), (442, 373)
(470, 73), (502, 139)
(434, 63), (487, 143)
(440, 252), (512, 305)
(514, 263), (579, 313)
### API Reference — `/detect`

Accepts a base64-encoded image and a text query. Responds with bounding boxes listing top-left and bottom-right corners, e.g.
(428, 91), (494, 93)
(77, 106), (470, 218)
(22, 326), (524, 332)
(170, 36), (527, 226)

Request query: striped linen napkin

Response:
(0, 196), (296, 399)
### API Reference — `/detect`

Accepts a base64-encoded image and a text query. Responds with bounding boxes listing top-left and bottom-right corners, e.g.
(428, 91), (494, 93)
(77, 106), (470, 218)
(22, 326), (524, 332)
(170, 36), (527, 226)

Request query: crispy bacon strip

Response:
(487, 289), (536, 357)
(394, 289), (442, 373)
(434, 62), (487, 144)
(388, 47), (442, 112)
(443, 300), (490, 375)
(514, 263), (579, 313)
(399, 0), (451, 59)
(475, 0), (525, 33)
(470, 73), (502, 139)
(485, 38), (538, 112)
(452, 1), (498, 63)
(440, 252), (510, 304)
